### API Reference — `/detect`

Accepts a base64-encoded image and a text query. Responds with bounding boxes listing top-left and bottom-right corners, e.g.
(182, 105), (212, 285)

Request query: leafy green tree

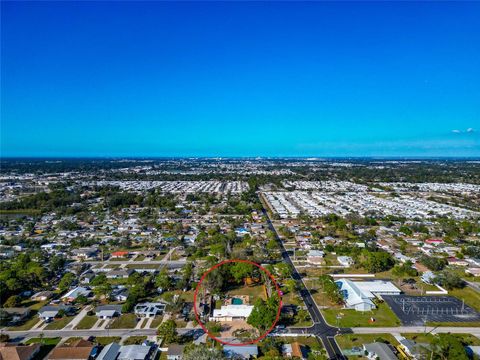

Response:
(362, 251), (395, 273)
(431, 334), (468, 360)
(58, 272), (75, 292)
(275, 263), (292, 279)
(392, 260), (418, 277)
(4, 295), (21, 308)
(90, 273), (107, 286)
(157, 319), (177, 344)
(230, 262), (255, 285)
(93, 283), (112, 300)
(247, 295), (279, 331)
(420, 256), (448, 271)
(155, 268), (173, 290)
(283, 279), (297, 294)
(435, 270), (465, 290)
(296, 309), (310, 324)
(183, 344), (226, 360)
(319, 275), (343, 304)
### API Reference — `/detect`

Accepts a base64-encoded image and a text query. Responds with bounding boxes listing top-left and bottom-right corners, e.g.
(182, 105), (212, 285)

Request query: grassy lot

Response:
(174, 319), (187, 328)
(292, 318), (314, 327)
(278, 336), (323, 351)
(44, 316), (75, 330)
(281, 290), (304, 307)
(150, 316), (163, 328)
(403, 333), (480, 346)
(335, 333), (399, 350)
(322, 302), (401, 327)
(124, 336), (147, 345)
(323, 254), (340, 266)
(109, 314), (138, 329)
(8, 316), (40, 331)
(227, 284), (266, 302)
(75, 315), (97, 329)
(134, 255), (146, 261)
(427, 321), (480, 327)
(158, 289), (195, 303)
(94, 336), (122, 345)
(449, 287), (480, 311)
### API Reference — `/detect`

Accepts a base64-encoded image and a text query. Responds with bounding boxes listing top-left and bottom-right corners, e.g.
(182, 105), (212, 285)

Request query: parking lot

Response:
(383, 295), (480, 325)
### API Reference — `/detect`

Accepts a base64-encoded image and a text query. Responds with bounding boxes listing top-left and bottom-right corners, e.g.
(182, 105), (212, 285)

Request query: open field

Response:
(322, 302), (400, 327)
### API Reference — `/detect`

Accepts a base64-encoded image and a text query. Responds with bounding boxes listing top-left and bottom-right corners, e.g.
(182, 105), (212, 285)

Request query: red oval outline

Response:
(193, 259), (283, 346)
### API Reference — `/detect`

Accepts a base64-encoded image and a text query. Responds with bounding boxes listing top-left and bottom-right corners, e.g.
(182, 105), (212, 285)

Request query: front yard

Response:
(75, 315), (97, 329)
(335, 333), (399, 350)
(7, 316), (40, 331)
(44, 316), (75, 330)
(322, 301), (400, 327)
(109, 314), (138, 329)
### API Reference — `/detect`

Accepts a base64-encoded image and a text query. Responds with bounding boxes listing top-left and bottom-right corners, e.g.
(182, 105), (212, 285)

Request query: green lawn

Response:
(322, 302), (401, 327)
(227, 285), (266, 302)
(109, 314), (138, 329)
(134, 255), (146, 261)
(280, 336), (323, 351)
(124, 336), (147, 345)
(427, 321), (480, 327)
(8, 316), (40, 331)
(403, 333), (480, 346)
(94, 336), (122, 345)
(280, 290), (303, 306)
(335, 334), (399, 350)
(26, 337), (61, 346)
(44, 316), (75, 330)
(75, 315), (97, 329)
(449, 287), (480, 311)
(150, 316), (163, 328)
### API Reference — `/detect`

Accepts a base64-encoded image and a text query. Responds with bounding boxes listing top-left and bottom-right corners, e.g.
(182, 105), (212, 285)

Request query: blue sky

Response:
(1, 1), (479, 157)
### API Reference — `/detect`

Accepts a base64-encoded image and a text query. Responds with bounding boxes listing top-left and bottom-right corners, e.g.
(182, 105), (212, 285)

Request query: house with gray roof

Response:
(95, 305), (122, 319)
(363, 342), (398, 360)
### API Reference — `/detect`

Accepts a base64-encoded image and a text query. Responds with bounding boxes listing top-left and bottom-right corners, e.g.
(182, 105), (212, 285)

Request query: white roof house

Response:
(337, 256), (354, 267)
(134, 302), (166, 317)
(61, 286), (91, 301)
(210, 304), (254, 321)
(335, 279), (401, 311)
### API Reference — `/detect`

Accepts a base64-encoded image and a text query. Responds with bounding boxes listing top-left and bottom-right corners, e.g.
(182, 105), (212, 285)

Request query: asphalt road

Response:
(263, 209), (346, 360)
(84, 260), (186, 269)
